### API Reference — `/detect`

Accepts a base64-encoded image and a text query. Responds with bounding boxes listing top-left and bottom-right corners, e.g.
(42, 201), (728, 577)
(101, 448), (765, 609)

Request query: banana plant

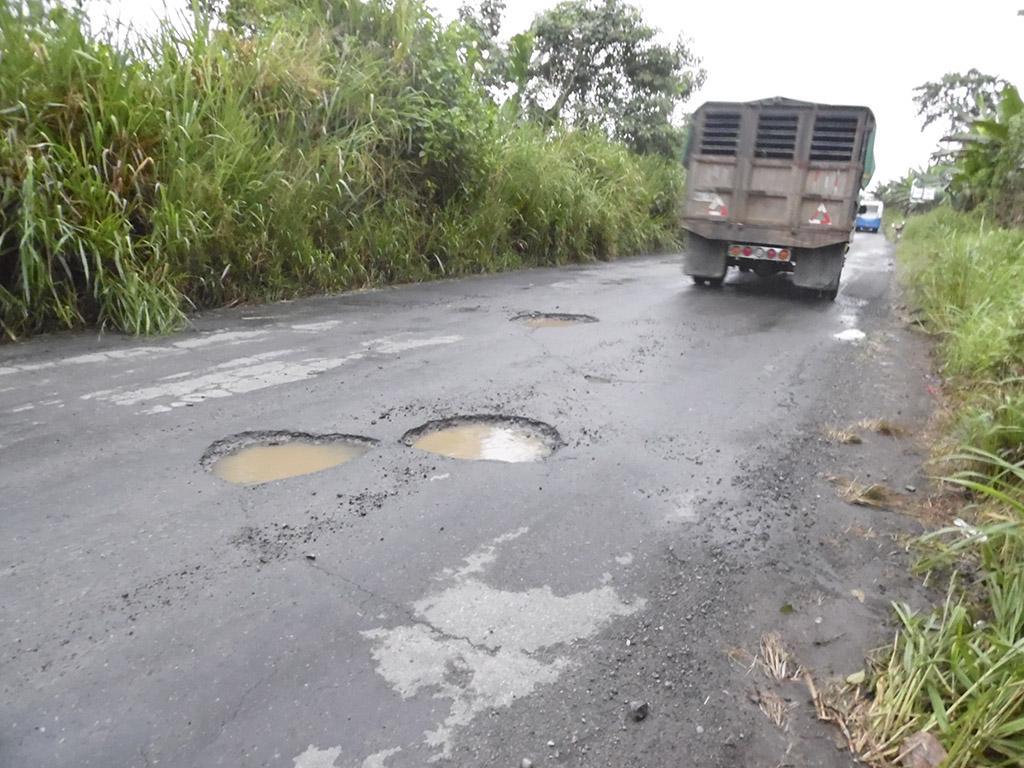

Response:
(949, 85), (1022, 211)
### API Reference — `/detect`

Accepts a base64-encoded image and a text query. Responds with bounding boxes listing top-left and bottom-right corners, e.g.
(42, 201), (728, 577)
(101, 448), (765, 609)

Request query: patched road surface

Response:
(1, 235), (937, 767)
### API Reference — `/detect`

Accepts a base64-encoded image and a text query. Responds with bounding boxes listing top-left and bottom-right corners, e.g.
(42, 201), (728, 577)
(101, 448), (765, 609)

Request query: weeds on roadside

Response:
(0, 1), (682, 339)
(846, 449), (1024, 767)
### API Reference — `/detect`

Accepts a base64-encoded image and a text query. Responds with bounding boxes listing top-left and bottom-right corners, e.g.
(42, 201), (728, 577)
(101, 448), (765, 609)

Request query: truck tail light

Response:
(779, 249), (791, 261)
(767, 248), (777, 259)
(729, 245), (742, 257)
(742, 246), (752, 257)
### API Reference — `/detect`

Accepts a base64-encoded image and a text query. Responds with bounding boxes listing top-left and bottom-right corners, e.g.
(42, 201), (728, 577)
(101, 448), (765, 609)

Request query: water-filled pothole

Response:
(402, 416), (560, 463)
(512, 312), (599, 328)
(202, 431), (377, 485)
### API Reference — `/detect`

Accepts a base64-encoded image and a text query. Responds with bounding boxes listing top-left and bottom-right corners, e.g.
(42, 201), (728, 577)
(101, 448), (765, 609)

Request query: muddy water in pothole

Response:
(524, 316), (582, 329)
(212, 442), (370, 485)
(513, 312), (598, 329)
(412, 424), (552, 463)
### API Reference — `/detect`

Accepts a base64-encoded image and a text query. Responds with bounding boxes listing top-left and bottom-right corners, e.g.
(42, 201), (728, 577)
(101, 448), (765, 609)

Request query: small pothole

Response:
(402, 415), (561, 463)
(202, 431), (377, 485)
(512, 312), (599, 328)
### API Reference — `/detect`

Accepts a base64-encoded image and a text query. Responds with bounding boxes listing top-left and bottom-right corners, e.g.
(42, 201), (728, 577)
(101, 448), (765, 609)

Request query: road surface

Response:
(1, 235), (936, 767)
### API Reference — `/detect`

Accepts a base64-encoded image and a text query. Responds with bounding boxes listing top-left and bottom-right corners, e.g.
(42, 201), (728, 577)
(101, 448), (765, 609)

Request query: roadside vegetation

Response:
(858, 63), (1024, 767)
(0, 0), (702, 339)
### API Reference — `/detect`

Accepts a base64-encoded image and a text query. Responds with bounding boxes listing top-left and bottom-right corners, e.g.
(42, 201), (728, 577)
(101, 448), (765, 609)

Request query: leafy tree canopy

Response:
(523, 0), (704, 157)
(913, 69), (1009, 135)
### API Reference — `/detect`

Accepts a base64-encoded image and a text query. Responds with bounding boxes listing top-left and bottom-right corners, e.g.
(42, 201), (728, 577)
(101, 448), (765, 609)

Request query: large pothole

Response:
(202, 431), (377, 485)
(402, 416), (561, 463)
(512, 312), (599, 328)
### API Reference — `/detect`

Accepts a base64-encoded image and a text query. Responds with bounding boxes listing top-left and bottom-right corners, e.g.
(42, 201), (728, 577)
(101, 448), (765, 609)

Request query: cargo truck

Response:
(681, 97), (876, 300)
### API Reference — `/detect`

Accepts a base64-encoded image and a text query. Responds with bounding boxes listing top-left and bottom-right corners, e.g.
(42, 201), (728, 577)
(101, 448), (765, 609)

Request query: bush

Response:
(0, 0), (683, 339)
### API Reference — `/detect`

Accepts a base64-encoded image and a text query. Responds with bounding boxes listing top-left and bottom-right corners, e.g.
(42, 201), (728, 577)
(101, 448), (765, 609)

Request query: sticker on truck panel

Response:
(694, 191), (728, 218)
(808, 203), (832, 225)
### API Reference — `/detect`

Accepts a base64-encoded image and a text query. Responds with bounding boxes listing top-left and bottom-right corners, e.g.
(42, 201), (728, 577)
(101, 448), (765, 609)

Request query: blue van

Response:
(855, 199), (883, 232)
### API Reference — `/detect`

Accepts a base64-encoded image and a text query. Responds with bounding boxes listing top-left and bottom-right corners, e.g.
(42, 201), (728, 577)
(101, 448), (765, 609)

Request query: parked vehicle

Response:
(855, 199), (884, 232)
(681, 97), (876, 300)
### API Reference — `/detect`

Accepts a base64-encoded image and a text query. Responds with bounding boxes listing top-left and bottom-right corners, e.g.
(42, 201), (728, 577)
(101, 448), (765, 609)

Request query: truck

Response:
(855, 198), (884, 233)
(681, 97), (876, 300)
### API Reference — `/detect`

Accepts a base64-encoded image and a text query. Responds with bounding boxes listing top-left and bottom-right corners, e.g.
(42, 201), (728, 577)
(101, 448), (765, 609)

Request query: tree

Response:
(913, 69), (1009, 135)
(523, 0), (704, 157)
(948, 84), (1024, 220)
(456, 0), (510, 91)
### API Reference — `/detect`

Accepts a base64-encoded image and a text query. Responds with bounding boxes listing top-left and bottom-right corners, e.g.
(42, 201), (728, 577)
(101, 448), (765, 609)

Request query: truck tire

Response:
(683, 233), (727, 283)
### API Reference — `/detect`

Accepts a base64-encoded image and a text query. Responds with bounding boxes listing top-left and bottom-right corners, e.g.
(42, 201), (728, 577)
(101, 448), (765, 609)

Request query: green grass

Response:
(898, 207), (1024, 461)
(859, 207), (1024, 766)
(860, 450), (1024, 768)
(0, 0), (683, 339)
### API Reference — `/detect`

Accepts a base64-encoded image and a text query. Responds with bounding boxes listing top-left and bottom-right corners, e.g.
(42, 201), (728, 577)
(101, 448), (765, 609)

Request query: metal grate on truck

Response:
(754, 113), (798, 159)
(699, 112), (741, 156)
(810, 114), (859, 161)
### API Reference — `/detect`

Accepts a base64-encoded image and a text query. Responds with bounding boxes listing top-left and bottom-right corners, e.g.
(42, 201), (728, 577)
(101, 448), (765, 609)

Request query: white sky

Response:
(89, 0), (1024, 184)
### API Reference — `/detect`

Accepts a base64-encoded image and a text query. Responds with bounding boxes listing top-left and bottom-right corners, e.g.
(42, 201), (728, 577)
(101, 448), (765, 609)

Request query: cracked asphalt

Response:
(1, 234), (938, 767)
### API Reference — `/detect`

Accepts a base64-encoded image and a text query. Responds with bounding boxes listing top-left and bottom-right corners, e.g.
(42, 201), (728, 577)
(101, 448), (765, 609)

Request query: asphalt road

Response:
(1, 234), (937, 768)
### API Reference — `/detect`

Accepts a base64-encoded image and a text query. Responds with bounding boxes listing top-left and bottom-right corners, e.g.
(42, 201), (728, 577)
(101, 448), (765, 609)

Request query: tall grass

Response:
(898, 207), (1024, 460)
(859, 206), (1024, 767)
(859, 450), (1024, 768)
(0, 0), (683, 339)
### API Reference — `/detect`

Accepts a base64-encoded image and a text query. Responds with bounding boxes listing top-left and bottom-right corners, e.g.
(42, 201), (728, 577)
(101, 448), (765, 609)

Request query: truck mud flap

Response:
(683, 233), (727, 279)
(792, 245), (845, 290)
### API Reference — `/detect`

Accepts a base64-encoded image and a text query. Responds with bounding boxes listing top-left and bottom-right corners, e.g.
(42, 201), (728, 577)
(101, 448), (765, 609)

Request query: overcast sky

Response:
(89, 0), (1023, 185)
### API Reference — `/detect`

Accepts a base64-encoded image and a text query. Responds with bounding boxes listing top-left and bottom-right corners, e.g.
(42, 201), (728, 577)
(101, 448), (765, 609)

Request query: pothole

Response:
(402, 416), (561, 463)
(512, 312), (599, 328)
(202, 431), (377, 485)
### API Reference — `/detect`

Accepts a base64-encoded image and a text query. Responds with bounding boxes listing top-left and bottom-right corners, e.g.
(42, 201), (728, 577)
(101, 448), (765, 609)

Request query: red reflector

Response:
(742, 246), (752, 257)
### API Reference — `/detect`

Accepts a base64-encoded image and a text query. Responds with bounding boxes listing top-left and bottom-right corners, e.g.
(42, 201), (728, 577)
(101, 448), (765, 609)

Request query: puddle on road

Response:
(403, 416), (559, 463)
(512, 312), (598, 329)
(203, 431), (376, 485)
(834, 328), (867, 342)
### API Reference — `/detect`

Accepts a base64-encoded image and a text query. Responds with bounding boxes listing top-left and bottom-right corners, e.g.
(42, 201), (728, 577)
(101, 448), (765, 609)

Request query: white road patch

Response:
(363, 335), (462, 354)
(77, 332), (460, 414)
(665, 493), (699, 523)
(834, 329), (866, 342)
(0, 346), (167, 375)
(292, 320), (346, 332)
(615, 552), (634, 566)
(293, 744), (342, 768)
(429, 473), (450, 482)
(446, 526), (528, 580)
(82, 351), (363, 414)
(0, 332), (266, 378)
(10, 404), (35, 413)
(171, 330), (267, 348)
(363, 527), (643, 760)
(361, 747), (402, 767)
